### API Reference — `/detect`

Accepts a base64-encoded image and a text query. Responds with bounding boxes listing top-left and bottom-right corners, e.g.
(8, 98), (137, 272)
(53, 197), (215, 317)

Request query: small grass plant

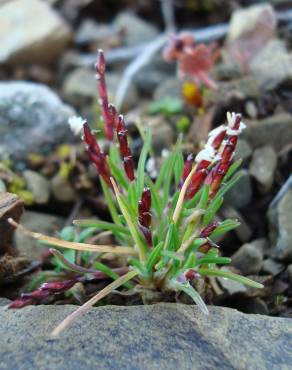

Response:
(9, 50), (263, 336)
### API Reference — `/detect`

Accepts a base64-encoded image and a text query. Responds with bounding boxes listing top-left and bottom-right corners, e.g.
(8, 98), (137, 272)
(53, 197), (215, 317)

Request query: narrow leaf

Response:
(198, 268), (264, 289)
(172, 281), (209, 315)
(100, 178), (121, 226)
(74, 220), (130, 236)
(146, 241), (163, 272)
(203, 196), (223, 226)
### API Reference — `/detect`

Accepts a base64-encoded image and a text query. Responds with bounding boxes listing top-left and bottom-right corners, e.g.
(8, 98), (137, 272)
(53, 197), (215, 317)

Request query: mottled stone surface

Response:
(0, 82), (75, 161)
(0, 303), (291, 370)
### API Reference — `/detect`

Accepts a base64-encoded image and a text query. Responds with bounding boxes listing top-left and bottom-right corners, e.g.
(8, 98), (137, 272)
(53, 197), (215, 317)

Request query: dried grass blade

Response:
(51, 270), (138, 337)
(8, 218), (136, 255)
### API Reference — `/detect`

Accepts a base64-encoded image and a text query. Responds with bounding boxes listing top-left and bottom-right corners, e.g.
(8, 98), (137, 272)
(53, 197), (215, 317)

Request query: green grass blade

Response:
(215, 174), (241, 200)
(100, 178), (121, 226)
(94, 262), (133, 289)
(171, 281), (209, 315)
(194, 256), (231, 266)
(164, 222), (179, 251)
(127, 181), (138, 212)
(128, 258), (148, 276)
(224, 159), (242, 182)
(198, 268), (264, 289)
(77, 227), (99, 243)
(146, 241), (163, 272)
(174, 151), (184, 187)
(74, 220), (130, 236)
(198, 185), (210, 210)
(112, 180), (147, 262)
(203, 196), (223, 226)
(145, 176), (163, 219)
(210, 219), (240, 238)
(108, 157), (129, 189)
(161, 250), (184, 262)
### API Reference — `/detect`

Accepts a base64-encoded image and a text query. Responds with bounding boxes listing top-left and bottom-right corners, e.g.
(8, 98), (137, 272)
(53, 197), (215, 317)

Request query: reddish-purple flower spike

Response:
(83, 122), (101, 153)
(199, 222), (218, 238)
(124, 156), (135, 181)
(209, 113), (243, 197)
(9, 278), (78, 309)
(185, 269), (200, 281)
(95, 50), (115, 140)
(139, 224), (152, 246)
(40, 279), (77, 293)
(8, 297), (35, 309)
(138, 187), (152, 246)
(83, 123), (113, 187)
(141, 187), (151, 210)
(211, 129), (227, 150)
(117, 132), (129, 157)
(179, 153), (194, 188)
(116, 115), (135, 181)
(108, 103), (118, 128)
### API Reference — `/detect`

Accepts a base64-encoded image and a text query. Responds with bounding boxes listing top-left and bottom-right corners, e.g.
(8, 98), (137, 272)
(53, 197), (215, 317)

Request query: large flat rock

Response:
(0, 303), (291, 370)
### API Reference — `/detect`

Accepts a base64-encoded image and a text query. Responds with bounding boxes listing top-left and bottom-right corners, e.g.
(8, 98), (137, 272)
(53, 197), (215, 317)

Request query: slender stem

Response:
(111, 178), (147, 262)
(51, 270), (138, 337)
(172, 164), (197, 224)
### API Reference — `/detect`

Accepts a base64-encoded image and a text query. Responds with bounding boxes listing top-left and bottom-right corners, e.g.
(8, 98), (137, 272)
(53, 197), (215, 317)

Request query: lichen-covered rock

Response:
(0, 303), (291, 370)
(0, 0), (72, 65)
(0, 82), (75, 162)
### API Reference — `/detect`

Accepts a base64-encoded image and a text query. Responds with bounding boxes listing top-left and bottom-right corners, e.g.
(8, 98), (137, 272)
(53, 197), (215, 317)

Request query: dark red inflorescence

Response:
(83, 122), (113, 187)
(138, 187), (152, 246)
(116, 115), (135, 181)
(95, 50), (116, 140)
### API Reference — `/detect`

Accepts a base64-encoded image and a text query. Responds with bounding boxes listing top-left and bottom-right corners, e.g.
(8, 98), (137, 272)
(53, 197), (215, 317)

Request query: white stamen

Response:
(226, 111), (237, 127)
(195, 145), (215, 163)
(207, 125), (226, 146)
(226, 121), (246, 136)
(68, 116), (86, 136)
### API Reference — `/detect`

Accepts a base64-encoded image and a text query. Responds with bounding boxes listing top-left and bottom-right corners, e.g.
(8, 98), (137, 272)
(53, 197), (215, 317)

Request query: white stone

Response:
(0, 0), (72, 64)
